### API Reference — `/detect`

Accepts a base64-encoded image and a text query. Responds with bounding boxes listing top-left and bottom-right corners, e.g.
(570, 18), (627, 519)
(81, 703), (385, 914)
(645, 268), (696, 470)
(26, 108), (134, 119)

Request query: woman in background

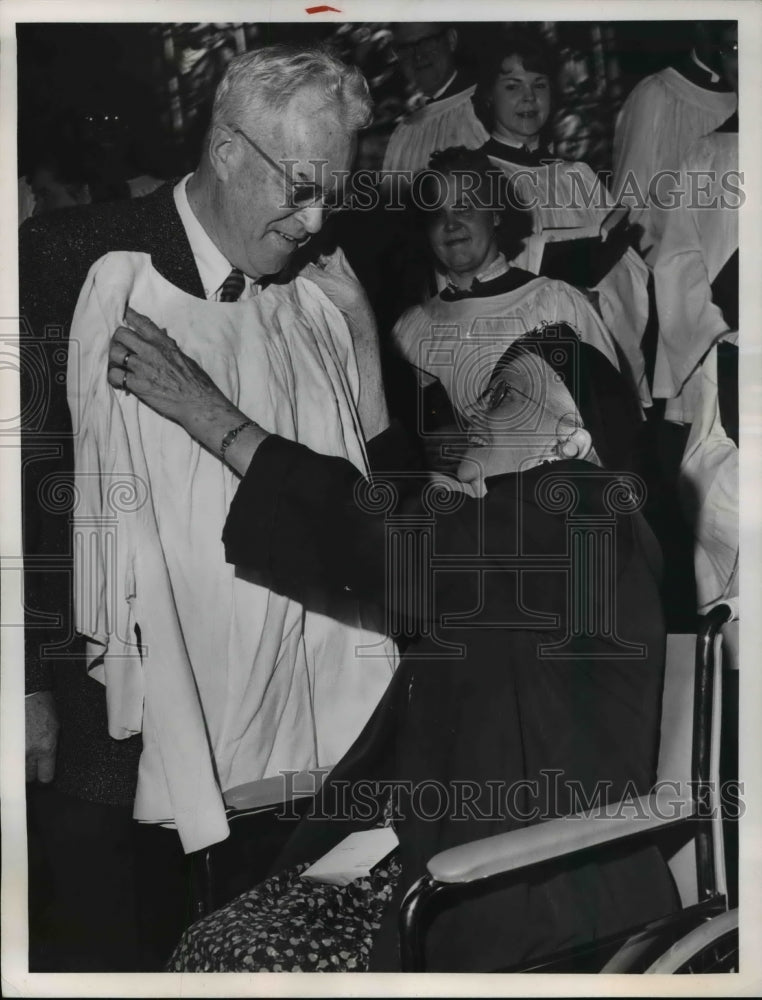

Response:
(474, 31), (651, 404)
(388, 146), (624, 469)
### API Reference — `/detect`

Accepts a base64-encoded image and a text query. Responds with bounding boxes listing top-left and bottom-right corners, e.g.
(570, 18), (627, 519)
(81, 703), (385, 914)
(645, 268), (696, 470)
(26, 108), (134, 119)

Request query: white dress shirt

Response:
(174, 173), (261, 301)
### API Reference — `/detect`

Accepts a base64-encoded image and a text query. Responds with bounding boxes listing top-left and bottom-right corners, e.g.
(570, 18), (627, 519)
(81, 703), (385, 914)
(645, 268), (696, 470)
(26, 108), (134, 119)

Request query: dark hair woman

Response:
(473, 30), (652, 406)
(390, 146), (623, 426)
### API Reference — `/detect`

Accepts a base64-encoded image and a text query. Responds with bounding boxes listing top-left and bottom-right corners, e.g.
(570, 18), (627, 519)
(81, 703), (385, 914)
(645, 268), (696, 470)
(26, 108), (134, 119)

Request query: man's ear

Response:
(208, 123), (236, 181)
(558, 426), (593, 460)
(446, 28), (458, 53)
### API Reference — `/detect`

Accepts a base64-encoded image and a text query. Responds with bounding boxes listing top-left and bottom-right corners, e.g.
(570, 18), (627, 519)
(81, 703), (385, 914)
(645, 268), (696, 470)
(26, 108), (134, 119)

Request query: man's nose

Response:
(443, 213), (463, 232)
(294, 203), (324, 234)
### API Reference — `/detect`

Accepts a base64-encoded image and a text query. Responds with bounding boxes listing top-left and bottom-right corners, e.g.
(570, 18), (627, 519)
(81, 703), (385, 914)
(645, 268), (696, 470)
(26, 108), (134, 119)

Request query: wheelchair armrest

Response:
(223, 768), (330, 813)
(427, 791), (694, 885)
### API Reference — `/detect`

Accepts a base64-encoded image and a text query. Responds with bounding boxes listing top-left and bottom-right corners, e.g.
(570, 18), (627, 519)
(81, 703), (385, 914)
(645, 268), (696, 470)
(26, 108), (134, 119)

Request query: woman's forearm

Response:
(175, 394), (269, 477)
(342, 309), (390, 441)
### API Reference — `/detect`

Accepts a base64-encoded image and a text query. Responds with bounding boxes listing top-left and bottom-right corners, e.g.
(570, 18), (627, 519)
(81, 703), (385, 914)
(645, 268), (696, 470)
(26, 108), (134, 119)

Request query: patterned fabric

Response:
(168, 855), (402, 972)
(218, 267), (246, 302)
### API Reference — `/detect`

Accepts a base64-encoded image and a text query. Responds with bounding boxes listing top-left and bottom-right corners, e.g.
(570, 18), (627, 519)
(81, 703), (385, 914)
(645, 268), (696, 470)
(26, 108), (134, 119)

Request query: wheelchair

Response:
(398, 601), (739, 973)
(189, 602), (739, 974)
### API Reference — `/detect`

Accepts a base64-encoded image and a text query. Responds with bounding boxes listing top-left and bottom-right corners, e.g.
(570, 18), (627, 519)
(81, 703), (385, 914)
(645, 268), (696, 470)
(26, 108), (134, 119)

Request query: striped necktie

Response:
(219, 267), (246, 302)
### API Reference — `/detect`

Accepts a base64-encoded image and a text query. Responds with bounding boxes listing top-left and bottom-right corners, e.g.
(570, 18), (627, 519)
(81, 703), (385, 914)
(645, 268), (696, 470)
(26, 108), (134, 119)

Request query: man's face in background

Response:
(393, 23), (457, 98)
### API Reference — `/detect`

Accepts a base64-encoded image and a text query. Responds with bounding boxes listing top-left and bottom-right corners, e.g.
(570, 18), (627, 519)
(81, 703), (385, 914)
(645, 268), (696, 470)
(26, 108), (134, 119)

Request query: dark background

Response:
(17, 20), (696, 179)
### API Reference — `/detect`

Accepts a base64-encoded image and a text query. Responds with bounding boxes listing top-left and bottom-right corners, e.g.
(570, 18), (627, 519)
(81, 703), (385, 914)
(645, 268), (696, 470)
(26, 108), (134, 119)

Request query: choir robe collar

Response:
(673, 51), (734, 93)
(481, 136), (558, 167)
(439, 265), (538, 302)
(428, 69), (475, 104)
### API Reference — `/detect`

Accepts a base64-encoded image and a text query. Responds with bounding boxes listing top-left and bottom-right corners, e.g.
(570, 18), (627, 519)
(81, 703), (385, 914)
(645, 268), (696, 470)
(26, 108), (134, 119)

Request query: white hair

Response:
(211, 42), (372, 137)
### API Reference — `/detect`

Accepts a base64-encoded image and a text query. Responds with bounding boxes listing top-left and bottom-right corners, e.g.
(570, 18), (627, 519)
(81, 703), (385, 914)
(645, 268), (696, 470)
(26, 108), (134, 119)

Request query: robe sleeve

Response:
(612, 75), (666, 259)
(67, 257), (145, 736)
(653, 159), (732, 398)
(679, 346), (738, 611)
(223, 433), (482, 634)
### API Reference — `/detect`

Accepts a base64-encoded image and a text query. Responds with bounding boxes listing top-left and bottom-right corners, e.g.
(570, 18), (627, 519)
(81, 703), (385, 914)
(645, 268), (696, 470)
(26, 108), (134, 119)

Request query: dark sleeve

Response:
(20, 219), (85, 693)
(222, 434), (481, 631)
(364, 419), (422, 476)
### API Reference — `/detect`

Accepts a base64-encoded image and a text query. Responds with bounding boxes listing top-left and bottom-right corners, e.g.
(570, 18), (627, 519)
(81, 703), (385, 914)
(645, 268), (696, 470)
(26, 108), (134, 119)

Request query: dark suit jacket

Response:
(20, 181), (204, 806)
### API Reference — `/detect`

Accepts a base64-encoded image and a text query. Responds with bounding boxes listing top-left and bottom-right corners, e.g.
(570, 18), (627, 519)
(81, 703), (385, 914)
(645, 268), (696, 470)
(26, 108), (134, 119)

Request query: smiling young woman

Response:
(474, 30), (652, 406)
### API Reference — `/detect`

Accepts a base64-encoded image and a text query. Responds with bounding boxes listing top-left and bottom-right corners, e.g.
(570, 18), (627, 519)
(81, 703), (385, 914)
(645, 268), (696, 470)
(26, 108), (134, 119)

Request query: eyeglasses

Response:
(479, 378), (512, 411)
(393, 29), (447, 59)
(230, 124), (346, 215)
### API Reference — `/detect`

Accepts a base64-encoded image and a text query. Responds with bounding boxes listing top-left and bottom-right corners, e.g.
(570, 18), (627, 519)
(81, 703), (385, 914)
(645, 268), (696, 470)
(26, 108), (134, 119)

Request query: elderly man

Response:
(612, 20), (737, 264)
(21, 43), (394, 970)
(382, 22), (487, 175)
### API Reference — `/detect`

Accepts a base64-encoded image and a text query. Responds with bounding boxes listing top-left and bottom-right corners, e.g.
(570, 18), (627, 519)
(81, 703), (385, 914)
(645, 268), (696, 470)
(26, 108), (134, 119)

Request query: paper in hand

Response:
(301, 827), (399, 887)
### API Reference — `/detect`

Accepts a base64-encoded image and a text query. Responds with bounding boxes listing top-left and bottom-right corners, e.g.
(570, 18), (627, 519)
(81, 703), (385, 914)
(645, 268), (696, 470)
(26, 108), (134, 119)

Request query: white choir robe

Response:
(382, 85), (488, 176)
(652, 127), (738, 423)
(392, 275), (620, 415)
(67, 250), (397, 853)
(487, 151), (651, 405)
(612, 67), (736, 264)
(679, 344), (738, 612)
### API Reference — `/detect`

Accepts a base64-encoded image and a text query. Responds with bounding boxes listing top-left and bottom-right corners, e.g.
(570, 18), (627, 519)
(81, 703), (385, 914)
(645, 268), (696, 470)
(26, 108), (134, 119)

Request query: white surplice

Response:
(392, 275), (619, 414)
(68, 250), (396, 852)
(382, 85), (488, 176)
(612, 66), (736, 264)
(652, 126), (738, 422)
(679, 345), (738, 612)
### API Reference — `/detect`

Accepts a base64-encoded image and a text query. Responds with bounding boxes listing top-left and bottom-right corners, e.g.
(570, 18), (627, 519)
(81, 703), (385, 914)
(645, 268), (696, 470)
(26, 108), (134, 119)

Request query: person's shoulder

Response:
(518, 273), (569, 301)
(620, 69), (673, 110)
(20, 181), (176, 257)
(394, 300), (429, 328)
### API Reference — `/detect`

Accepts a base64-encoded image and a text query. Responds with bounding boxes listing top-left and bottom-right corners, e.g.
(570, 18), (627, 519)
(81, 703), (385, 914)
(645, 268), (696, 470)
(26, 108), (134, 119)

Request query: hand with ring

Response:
(119, 350), (133, 394)
(107, 306), (242, 433)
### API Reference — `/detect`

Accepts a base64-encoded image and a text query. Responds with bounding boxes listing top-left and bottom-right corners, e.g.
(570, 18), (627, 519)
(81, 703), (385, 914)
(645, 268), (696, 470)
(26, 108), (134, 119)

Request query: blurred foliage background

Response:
(17, 20), (696, 180)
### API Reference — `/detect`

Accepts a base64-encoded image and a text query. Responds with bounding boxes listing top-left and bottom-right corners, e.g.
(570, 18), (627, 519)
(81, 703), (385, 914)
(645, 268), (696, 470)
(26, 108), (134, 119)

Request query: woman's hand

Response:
(301, 247), (373, 328)
(107, 307), (266, 472)
(302, 250), (390, 440)
(108, 306), (237, 426)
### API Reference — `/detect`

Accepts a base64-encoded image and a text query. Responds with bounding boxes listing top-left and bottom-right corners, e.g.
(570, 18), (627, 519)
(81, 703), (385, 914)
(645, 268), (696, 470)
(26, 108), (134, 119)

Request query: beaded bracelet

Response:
(220, 420), (254, 461)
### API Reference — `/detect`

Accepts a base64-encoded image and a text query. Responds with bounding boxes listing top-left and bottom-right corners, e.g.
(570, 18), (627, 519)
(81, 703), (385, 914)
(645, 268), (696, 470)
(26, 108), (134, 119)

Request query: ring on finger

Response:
(122, 350), (133, 369)
(121, 369), (130, 395)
